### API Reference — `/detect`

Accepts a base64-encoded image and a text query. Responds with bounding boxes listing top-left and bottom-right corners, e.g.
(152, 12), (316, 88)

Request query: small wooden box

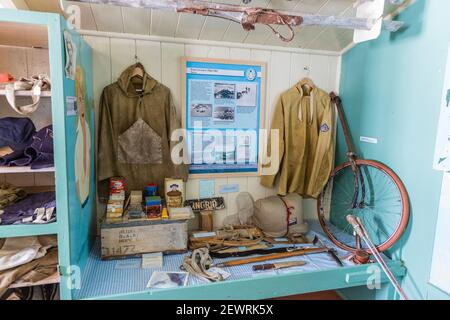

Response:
(100, 219), (188, 260)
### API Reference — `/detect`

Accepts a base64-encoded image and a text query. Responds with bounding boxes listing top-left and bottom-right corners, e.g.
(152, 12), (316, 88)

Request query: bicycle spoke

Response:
(321, 162), (408, 251)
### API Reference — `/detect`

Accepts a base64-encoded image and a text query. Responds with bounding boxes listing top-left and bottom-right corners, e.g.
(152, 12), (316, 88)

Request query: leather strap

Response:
(278, 196), (294, 237)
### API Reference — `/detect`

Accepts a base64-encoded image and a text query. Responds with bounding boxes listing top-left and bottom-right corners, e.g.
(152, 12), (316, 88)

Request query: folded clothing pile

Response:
(0, 183), (27, 210)
(0, 117), (54, 169)
(0, 236), (58, 296)
(0, 191), (56, 225)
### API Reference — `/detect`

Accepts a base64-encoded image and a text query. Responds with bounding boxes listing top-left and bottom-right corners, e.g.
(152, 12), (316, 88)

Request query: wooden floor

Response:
(273, 291), (342, 300)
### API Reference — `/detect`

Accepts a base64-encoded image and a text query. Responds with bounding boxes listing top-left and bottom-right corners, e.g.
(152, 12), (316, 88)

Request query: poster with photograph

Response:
(433, 43), (450, 171)
(147, 271), (189, 289)
(191, 104), (212, 117)
(64, 30), (77, 80)
(214, 83), (236, 100)
(429, 172), (450, 295)
(183, 58), (265, 175)
(236, 83), (257, 107)
(213, 106), (235, 122)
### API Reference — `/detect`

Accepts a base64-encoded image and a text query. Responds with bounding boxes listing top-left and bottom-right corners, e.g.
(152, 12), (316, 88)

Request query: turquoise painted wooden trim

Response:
(57, 17), (97, 299)
(49, 14), (73, 301)
(0, 223), (59, 238)
(0, 8), (56, 25)
(81, 261), (406, 300)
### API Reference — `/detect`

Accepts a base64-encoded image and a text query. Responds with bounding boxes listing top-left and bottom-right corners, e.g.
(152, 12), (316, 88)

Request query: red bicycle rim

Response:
(317, 159), (410, 254)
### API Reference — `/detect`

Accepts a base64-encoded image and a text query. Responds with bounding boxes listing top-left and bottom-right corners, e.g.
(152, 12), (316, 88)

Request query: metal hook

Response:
(303, 66), (310, 76)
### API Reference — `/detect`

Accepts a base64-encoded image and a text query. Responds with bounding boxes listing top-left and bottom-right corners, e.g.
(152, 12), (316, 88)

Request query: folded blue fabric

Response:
(0, 191), (56, 225)
(0, 125), (54, 169)
(0, 117), (36, 151)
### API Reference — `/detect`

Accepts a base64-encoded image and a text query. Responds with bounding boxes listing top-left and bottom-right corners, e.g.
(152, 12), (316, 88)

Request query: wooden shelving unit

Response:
(0, 222), (59, 238)
(0, 89), (51, 97)
(0, 10), (88, 301)
(0, 166), (55, 174)
(8, 272), (59, 289)
(0, 17), (61, 299)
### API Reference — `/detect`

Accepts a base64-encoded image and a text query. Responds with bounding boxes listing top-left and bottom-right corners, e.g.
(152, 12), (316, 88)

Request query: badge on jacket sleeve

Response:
(320, 124), (330, 133)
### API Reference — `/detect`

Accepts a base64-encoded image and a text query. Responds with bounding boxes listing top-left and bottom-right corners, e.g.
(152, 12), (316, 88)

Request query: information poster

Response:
(430, 42), (450, 295)
(433, 43), (450, 171)
(429, 172), (450, 295)
(183, 58), (265, 175)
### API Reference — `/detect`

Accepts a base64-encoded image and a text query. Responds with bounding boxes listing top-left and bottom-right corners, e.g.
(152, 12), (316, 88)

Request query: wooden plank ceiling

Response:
(23, 0), (400, 52)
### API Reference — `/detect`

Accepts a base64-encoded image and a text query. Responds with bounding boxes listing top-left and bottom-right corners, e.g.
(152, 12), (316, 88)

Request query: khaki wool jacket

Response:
(98, 64), (188, 197)
(260, 83), (335, 198)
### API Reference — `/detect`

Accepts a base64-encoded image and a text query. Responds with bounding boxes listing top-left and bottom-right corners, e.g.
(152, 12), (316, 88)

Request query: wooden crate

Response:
(100, 219), (188, 260)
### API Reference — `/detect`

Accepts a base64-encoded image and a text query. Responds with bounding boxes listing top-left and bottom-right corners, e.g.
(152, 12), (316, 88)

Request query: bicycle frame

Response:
(330, 93), (366, 208)
(321, 93), (410, 256)
(330, 93), (366, 249)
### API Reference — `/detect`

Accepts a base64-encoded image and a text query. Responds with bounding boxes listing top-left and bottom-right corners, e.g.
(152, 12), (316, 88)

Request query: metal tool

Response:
(253, 261), (307, 271)
(312, 235), (344, 267)
(347, 215), (409, 300)
(210, 244), (308, 258)
(213, 247), (329, 268)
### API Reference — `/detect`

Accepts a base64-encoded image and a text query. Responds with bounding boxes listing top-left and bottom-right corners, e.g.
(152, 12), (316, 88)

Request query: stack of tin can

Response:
(144, 183), (161, 218)
(106, 177), (125, 222)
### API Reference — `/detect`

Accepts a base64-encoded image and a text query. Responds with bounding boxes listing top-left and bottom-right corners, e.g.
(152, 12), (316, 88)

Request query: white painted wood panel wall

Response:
(0, 45), (54, 188)
(83, 34), (341, 229)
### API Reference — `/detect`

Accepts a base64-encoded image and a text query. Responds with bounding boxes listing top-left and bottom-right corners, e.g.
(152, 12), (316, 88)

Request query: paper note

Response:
(192, 231), (217, 238)
(115, 260), (141, 270)
(360, 136), (378, 144)
(147, 271), (188, 289)
(142, 252), (163, 269)
(219, 184), (239, 194)
(66, 96), (77, 116)
(199, 180), (215, 198)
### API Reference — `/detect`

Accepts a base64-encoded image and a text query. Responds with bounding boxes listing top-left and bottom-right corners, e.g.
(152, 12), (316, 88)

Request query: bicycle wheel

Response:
(317, 159), (409, 253)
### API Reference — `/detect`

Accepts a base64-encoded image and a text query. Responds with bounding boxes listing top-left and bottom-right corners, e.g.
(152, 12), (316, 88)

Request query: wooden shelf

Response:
(8, 271), (59, 289)
(23, 185), (55, 194)
(0, 89), (51, 97)
(0, 21), (48, 48)
(0, 166), (55, 174)
(0, 222), (59, 238)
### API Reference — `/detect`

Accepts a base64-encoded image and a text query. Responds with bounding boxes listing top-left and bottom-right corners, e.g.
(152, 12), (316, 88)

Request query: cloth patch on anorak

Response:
(320, 124), (330, 133)
(118, 118), (162, 164)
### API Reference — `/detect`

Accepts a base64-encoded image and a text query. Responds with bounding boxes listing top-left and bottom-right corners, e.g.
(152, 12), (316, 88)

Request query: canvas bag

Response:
(253, 193), (309, 237)
(5, 75), (51, 116)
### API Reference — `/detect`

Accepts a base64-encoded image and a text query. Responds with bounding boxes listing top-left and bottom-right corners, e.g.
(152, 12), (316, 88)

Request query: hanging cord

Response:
(182, 248), (225, 282)
(242, 8), (297, 42)
(263, 13), (296, 42)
